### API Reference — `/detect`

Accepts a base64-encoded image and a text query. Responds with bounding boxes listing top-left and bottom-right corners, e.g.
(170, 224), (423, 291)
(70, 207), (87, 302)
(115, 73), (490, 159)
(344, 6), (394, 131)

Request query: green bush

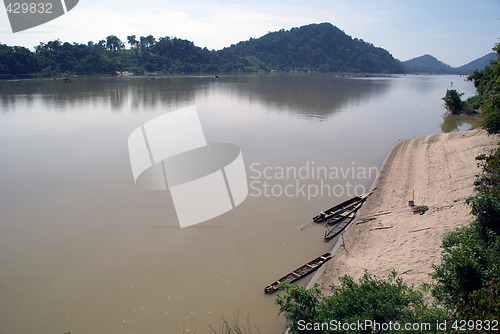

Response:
(481, 92), (500, 134)
(474, 147), (500, 197)
(431, 224), (500, 308)
(442, 89), (465, 114)
(470, 146), (500, 234)
(468, 194), (500, 235)
(463, 95), (483, 114)
(458, 280), (500, 320)
(275, 271), (448, 334)
(468, 43), (499, 134)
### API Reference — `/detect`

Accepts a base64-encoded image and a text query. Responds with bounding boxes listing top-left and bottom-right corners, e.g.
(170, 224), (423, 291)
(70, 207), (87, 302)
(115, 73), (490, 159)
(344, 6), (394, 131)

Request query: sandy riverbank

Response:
(312, 129), (498, 290)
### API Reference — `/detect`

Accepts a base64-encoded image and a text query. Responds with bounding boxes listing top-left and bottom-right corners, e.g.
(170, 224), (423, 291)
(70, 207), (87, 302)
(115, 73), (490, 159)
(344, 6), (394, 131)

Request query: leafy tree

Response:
(469, 194), (500, 234)
(468, 43), (500, 133)
(457, 279), (500, 326)
(33, 39), (117, 75)
(442, 89), (465, 114)
(0, 44), (39, 77)
(474, 147), (500, 198)
(139, 35), (156, 51)
(431, 224), (500, 308)
(481, 93), (500, 134)
(468, 147), (500, 237)
(96, 39), (106, 51)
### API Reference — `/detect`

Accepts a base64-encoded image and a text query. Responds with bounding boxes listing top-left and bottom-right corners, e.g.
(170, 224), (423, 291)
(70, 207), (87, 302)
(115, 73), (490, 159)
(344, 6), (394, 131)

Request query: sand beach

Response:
(312, 129), (499, 290)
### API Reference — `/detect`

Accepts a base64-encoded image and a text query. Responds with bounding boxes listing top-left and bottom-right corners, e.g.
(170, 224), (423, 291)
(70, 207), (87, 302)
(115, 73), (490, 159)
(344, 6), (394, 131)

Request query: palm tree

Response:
(139, 36), (146, 51)
(127, 35), (139, 51)
(143, 35), (156, 50)
(106, 35), (124, 52)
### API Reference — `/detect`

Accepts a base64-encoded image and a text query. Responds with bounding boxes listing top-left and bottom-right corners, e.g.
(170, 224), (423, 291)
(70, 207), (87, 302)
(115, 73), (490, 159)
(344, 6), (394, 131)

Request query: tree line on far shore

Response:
(0, 35), (231, 78)
(0, 23), (405, 78)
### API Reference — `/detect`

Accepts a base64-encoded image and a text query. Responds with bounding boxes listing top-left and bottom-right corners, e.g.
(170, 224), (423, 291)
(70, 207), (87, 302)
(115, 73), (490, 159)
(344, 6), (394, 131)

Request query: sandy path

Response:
(313, 129), (498, 290)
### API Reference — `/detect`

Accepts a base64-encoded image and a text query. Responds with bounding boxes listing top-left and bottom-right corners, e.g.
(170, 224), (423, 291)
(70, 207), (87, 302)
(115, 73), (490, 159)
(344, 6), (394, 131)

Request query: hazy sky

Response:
(0, 0), (499, 67)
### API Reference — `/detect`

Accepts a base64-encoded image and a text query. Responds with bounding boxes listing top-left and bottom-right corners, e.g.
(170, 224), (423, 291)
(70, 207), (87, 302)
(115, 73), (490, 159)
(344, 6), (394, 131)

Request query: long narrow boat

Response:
(313, 193), (371, 224)
(312, 196), (362, 223)
(264, 253), (332, 294)
(324, 195), (370, 239)
(324, 200), (364, 225)
(324, 211), (356, 240)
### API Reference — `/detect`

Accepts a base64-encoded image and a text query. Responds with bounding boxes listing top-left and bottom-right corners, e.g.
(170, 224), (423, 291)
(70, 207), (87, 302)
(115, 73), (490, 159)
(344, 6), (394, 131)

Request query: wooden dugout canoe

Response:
(264, 253), (332, 294)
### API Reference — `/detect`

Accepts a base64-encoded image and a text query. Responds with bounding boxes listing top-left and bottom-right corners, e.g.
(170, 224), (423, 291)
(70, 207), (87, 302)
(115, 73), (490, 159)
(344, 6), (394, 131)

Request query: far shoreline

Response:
(0, 71), (469, 81)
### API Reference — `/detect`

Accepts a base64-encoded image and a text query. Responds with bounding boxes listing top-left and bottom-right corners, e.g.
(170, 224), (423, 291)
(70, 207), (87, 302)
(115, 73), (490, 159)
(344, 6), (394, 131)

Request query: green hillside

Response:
(219, 23), (404, 73)
(2, 23), (405, 77)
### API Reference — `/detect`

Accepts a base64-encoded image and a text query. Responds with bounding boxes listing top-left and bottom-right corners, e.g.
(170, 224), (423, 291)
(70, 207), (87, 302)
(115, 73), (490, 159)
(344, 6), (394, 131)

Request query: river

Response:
(0, 73), (478, 333)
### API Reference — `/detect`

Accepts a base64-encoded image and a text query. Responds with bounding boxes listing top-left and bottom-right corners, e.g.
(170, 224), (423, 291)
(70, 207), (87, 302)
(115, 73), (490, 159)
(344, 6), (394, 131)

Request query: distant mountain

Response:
(458, 52), (497, 73)
(403, 53), (497, 74)
(219, 23), (404, 73)
(403, 54), (453, 73)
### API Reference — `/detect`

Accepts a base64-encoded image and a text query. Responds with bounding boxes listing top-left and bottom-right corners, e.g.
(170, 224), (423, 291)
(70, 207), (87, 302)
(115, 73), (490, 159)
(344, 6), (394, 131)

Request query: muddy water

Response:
(0, 74), (477, 333)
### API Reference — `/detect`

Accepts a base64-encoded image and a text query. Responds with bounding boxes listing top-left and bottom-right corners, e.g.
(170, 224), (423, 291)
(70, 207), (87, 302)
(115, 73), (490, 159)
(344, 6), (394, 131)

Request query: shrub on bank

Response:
(464, 95), (483, 114)
(275, 271), (449, 334)
(442, 89), (465, 114)
(431, 223), (500, 309)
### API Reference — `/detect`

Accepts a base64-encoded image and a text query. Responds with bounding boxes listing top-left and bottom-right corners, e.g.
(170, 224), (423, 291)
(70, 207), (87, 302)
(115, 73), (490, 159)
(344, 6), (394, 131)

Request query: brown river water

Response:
(0, 74), (478, 333)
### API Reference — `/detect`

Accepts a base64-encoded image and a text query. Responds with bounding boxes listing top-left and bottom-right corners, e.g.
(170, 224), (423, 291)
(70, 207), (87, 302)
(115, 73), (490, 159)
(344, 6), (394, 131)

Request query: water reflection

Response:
(441, 113), (481, 133)
(0, 75), (391, 118)
(0, 77), (206, 112)
(217, 74), (392, 117)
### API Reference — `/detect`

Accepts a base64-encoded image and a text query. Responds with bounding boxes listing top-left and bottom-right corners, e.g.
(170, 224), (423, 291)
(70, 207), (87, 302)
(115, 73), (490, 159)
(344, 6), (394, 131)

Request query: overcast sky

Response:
(0, 0), (499, 67)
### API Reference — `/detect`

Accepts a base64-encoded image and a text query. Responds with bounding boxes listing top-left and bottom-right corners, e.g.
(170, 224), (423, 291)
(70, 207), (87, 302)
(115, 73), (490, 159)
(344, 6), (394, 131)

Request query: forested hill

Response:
(0, 22), (404, 78)
(220, 23), (404, 73)
(458, 52), (497, 73)
(403, 54), (453, 73)
(403, 53), (497, 74)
